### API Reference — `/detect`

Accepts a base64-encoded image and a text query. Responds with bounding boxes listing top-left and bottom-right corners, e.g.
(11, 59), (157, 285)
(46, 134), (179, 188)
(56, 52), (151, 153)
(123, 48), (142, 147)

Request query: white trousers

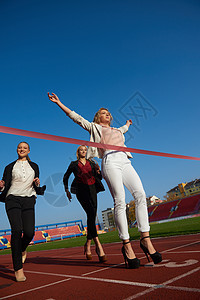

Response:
(101, 151), (150, 240)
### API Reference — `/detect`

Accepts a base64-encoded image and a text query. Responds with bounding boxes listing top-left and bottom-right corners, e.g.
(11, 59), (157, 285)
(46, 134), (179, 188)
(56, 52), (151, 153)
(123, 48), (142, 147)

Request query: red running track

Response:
(0, 234), (200, 300)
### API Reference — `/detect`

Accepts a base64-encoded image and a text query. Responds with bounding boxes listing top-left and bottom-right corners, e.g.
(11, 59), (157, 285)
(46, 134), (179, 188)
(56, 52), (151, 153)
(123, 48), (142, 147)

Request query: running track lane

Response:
(0, 234), (200, 299)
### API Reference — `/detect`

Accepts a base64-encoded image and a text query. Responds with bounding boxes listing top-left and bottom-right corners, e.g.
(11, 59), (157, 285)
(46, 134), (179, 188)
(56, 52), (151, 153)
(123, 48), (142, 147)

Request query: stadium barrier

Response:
(0, 220), (84, 250)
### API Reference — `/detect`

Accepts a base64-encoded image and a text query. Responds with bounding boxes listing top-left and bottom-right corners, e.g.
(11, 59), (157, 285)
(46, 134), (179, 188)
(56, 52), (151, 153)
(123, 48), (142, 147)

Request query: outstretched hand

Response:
(126, 119), (133, 128)
(47, 92), (71, 115)
(48, 92), (61, 104)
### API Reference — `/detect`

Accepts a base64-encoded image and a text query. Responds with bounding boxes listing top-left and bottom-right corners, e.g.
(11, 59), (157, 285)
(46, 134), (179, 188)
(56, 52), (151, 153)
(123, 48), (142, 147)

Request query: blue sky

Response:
(0, 0), (200, 230)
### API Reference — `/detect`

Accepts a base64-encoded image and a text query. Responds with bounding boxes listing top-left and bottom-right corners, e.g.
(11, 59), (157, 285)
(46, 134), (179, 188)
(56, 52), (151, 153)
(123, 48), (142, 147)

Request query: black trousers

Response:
(5, 194), (36, 271)
(76, 183), (98, 240)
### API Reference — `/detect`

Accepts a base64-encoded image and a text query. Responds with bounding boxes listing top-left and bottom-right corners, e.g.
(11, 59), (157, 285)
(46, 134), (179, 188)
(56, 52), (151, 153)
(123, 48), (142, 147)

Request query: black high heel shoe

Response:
(121, 241), (140, 269)
(140, 236), (162, 264)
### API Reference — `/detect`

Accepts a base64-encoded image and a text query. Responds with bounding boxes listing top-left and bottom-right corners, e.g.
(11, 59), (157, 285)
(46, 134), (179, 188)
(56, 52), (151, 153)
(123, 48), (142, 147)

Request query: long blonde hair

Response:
(76, 145), (87, 160)
(17, 141), (31, 161)
(93, 107), (113, 126)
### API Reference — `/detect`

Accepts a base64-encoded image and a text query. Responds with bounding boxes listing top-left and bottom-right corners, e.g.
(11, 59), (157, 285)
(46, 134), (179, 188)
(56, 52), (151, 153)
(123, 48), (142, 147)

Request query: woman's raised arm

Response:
(48, 92), (92, 132)
(48, 92), (72, 116)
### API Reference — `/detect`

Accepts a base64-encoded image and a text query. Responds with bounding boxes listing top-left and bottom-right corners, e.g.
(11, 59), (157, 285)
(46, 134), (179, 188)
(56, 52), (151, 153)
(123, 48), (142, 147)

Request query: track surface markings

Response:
(0, 234), (199, 299)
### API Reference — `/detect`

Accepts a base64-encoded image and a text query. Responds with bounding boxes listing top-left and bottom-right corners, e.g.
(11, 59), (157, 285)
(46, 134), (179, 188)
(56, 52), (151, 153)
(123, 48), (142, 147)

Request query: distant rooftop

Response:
(167, 178), (200, 193)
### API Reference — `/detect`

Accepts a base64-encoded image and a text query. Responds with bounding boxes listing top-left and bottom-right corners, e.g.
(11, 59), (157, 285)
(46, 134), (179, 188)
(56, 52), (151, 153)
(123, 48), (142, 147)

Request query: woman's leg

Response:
(6, 195), (35, 277)
(84, 238), (92, 255)
(21, 196), (35, 253)
(140, 232), (156, 254)
(88, 185), (105, 257)
(93, 236), (106, 259)
(102, 153), (136, 260)
(77, 185), (105, 257)
(5, 195), (24, 272)
(121, 158), (150, 233)
(102, 154), (130, 240)
(121, 157), (158, 254)
(76, 185), (98, 251)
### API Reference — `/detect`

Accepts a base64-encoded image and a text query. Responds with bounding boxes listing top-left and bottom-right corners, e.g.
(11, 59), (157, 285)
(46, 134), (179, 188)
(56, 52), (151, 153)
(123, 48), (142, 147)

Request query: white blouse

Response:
(7, 160), (36, 197)
(68, 110), (133, 159)
(101, 125), (124, 144)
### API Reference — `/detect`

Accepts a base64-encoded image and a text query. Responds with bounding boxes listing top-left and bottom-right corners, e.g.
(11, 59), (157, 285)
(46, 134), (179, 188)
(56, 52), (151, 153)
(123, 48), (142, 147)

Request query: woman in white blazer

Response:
(48, 92), (162, 269)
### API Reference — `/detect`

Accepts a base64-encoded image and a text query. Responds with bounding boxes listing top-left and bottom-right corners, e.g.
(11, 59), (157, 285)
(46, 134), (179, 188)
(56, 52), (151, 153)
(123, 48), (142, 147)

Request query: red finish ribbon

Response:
(0, 125), (199, 161)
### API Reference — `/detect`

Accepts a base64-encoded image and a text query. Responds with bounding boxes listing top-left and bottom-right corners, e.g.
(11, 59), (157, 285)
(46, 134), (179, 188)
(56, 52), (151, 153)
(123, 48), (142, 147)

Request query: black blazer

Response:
(63, 159), (105, 194)
(0, 160), (46, 203)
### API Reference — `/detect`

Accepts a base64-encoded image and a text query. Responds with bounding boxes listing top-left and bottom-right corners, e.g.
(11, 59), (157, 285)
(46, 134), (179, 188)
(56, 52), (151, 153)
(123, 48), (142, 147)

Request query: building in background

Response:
(102, 196), (163, 230)
(102, 208), (115, 230)
(166, 179), (200, 201)
(184, 179), (200, 196)
(146, 195), (163, 206)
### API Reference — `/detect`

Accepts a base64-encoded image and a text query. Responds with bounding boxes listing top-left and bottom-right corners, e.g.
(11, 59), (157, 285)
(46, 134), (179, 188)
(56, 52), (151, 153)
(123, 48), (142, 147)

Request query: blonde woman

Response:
(63, 145), (106, 262)
(0, 142), (45, 281)
(48, 93), (162, 269)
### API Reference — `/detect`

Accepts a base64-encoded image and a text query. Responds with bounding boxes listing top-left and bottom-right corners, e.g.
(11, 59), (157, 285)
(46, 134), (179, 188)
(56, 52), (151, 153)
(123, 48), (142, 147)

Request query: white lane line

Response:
(166, 251), (200, 253)
(82, 262), (125, 276)
(42, 248), (200, 259)
(123, 287), (156, 300)
(123, 265), (200, 299)
(166, 285), (200, 293)
(124, 283), (200, 300)
(162, 241), (199, 253)
(0, 278), (71, 300)
(153, 237), (200, 244)
(23, 268), (200, 292)
(1, 266), (200, 300)
(162, 266), (200, 285)
(24, 270), (155, 288)
(150, 233), (200, 240)
(45, 253), (125, 258)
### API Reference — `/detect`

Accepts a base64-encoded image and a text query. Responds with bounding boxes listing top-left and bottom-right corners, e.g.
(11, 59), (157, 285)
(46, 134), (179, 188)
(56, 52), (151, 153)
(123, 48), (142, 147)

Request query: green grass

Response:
(1, 216), (199, 255)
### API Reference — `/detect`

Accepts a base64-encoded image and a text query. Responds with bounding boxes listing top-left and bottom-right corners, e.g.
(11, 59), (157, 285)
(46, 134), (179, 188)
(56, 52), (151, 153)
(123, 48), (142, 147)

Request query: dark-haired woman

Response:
(63, 145), (106, 262)
(0, 142), (45, 282)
